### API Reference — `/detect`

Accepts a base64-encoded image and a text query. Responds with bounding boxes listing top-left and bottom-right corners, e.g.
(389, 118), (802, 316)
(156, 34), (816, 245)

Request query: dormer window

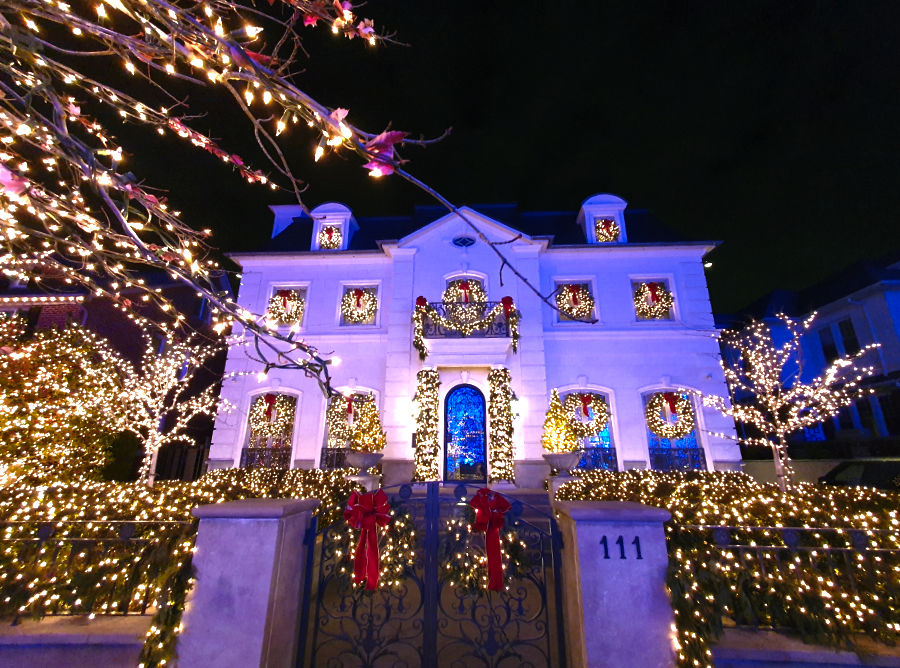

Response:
(577, 194), (628, 244)
(309, 202), (357, 251)
(594, 217), (621, 243)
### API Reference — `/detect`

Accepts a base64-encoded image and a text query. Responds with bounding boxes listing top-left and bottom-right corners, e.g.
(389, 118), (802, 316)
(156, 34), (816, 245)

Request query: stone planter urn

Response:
(345, 450), (384, 470)
(542, 451), (581, 475)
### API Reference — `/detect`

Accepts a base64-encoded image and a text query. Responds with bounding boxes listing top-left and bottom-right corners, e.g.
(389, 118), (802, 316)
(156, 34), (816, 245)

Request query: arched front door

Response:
(444, 384), (487, 482)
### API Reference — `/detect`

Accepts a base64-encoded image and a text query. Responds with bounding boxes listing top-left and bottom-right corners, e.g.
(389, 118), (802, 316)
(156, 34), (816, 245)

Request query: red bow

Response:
(663, 392), (679, 415)
(415, 295), (427, 308)
(648, 282), (660, 303)
(567, 284), (580, 305)
(501, 296), (514, 318)
(346, 395), (354, 416)
(343, 490), (391, 590)
(276, 289), (292, 310)
(325, 226), (334, 241)
(459, 280), (470, 303)
(580, 394), (592, 417)
(599, 218), (615, 236)
(469, 488), (511, 591)
(263, 393), (277, 419)
(353, 288), (364, 308)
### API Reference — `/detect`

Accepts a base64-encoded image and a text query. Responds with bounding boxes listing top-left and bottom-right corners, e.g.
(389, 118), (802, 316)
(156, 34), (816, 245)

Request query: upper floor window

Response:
(340, 286), (378, 325)
(555, 281), (595, 321)
(632, 280), (674, 321)
(818, 327), (838, 363)
(246, 392), (297, 449)
(265, 287), (306, 328)
(838, 318), (860, 355)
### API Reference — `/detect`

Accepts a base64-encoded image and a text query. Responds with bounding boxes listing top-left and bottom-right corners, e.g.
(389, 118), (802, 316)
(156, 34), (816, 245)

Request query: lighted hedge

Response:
(557, 470), (900, 667)
(0, 468), (358, 667)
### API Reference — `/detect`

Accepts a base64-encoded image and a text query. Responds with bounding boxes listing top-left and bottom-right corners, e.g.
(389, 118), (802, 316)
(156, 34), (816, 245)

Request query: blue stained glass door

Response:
(444, 384), (487, 482)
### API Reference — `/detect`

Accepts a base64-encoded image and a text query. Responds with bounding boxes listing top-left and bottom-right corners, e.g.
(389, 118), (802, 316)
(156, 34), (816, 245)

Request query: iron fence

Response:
(421, 301), (512, 338)
(240, 446), (292, 469)
(0, 520), (193, 618)
(649, 446), (706, 471)
(578, 447), (619, 471)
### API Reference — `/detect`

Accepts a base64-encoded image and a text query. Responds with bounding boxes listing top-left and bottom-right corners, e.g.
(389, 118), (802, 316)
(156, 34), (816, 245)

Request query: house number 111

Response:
(599, 535), (643, 560)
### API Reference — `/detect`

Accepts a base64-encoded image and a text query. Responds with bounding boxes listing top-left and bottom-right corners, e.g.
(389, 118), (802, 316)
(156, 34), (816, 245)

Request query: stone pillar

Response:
(178, 499), (319, 668)
(553, 501), (675, 668)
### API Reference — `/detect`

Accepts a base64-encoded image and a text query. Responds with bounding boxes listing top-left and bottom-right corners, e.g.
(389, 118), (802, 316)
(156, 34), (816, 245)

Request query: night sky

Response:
(133, 1), (900, 312)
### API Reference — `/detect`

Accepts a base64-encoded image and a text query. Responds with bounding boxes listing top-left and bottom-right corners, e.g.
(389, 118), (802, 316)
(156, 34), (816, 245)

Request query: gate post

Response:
(553, 501), (675, 668)
(177, 498), (319, 668)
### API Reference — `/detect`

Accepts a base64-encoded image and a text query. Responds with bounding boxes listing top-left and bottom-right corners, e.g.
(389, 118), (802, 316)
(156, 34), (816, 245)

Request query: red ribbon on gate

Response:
(276, 289), (292, 309)
(344, 490), (391, 590)
(580, 394), (592, 417)
(663, 392), (679, 415)
(567, 284), (580, 305)
(353, 288), (364, 308)
(459, 280), (471, 303)
(469, 488), (511, 591)
(263, 393), (277, 419)
(501, 296), (514, 318)
(648, 282), (660, 303)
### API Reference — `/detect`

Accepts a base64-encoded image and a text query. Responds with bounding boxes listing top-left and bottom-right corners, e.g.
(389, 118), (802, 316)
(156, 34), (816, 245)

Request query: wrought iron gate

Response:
(297, 482), (567, 667)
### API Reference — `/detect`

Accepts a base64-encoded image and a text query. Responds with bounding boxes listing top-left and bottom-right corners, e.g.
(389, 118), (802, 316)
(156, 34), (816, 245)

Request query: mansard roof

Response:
(263, 202), (693, 253)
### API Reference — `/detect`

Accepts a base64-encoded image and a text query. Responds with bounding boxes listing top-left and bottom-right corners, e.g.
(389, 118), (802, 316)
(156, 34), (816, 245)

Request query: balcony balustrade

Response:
(240, 447), (292, 469)
(420, 301), (512, 339)
(649, 447), (707, 472)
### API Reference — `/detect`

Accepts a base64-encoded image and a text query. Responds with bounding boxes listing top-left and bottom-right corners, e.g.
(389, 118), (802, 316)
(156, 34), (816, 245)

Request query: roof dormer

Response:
(310, 202), (357, 251)
(577, 193), (628, 244)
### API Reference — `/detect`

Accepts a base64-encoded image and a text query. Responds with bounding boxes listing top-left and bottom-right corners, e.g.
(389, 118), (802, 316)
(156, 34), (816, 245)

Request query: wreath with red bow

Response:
(265, 289), (305, 326)
(562, 393), (610, 438)
(633, 282), (674, 320)
(340, 287), (377, 324)
(248, 393), (295, 438)
(594, 217), (620, 242)
(318, 225), (342, 250)
(555, 283), (594, 320)
(645, 392), (694, 440)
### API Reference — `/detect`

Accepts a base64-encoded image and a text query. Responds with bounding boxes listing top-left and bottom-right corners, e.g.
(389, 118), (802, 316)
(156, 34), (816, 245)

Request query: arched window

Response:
(561, 391), (617, 471)
(444, 384), (487, 482)
(642, 391), (706, 471)
(320, 392), (380, 469)
(242, 392), (297, 469)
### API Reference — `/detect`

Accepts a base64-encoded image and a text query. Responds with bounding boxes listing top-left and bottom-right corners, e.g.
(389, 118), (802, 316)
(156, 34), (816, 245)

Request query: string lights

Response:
(645, 392), (694, 440)
(633, 282), (674, 320)
(265, 290), (305, 327)
(555, 284), (594, 320)
(487, 367), (515, 483)
(541, 389), (578, 454)
(439, 513), (527, 595)
(562, 392), (609, 438)
(413, 369), (440, 481)
(594, 217), (620, 242)
(700, 313), (880, 491)
(340, 287), (377, 324)
(317, 225), (343, 250)
(413, 295), (520, 360)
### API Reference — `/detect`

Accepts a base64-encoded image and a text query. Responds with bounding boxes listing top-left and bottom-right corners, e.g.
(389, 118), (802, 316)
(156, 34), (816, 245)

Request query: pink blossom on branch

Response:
(363, 130), (407, 177)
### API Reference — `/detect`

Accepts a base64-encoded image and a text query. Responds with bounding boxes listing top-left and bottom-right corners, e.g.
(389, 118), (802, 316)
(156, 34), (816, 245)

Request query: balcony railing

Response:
(319, 447), (348, 470)
(421, 301), (512, 339)
(578, 447), (619, 471)
(649, 447), (707, 472)
(240, 447), (292, 469)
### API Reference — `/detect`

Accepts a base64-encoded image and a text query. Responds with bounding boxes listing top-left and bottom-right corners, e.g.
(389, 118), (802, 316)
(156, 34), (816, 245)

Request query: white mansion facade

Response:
(209, 194), (741, 485)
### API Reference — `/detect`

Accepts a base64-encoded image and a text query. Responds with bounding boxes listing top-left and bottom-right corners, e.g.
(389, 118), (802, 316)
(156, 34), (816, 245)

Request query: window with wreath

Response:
(642, 391), (705, 471)
(561, 391), (617, 470)
(632, 280), (674, 320)
(340, 286), (378, 325)
(244, 393), (297, 469)
(555, 281), (595, 322)
(320, 393), (385, 468)
(265, 287), (306, 328)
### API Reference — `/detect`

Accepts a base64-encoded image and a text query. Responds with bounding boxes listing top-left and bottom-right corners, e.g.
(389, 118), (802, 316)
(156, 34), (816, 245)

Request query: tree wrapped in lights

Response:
(121, 330), (233, 485)
(349, 396), (386, 453)
(487, 367), (515, 483)
(702, 314), (879, 491)
(541, 389), (578, 453)
(0, 315), (127, 483)
(413, 368), (440, 481)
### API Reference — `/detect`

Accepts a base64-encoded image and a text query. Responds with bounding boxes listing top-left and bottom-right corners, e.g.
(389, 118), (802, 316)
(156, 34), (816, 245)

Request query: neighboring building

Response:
(723, 253), (900, 454)
(210, 194), (741, 485)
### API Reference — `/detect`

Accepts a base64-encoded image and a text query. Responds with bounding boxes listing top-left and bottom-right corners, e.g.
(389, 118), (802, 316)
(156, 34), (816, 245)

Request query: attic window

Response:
(452, 236), (475, 248)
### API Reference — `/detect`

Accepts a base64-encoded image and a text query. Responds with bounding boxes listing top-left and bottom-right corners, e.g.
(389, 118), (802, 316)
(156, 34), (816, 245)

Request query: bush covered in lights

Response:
(0, 468), (358, 667)
(557, 470), (900, 667)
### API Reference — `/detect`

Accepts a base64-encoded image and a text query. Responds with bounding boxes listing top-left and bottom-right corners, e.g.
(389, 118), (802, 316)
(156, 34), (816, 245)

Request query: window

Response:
(819, 327), (838, 364)
(321, 392), (379, 468)
(838, 318), (860, 355)
(561, 391), (617, 471)
(643, 391), (706, 471)
(265, 287), (306, 328)
(632, 280), (674, 320)
(340, 286), (378, 326)
(555, 281), (595, 322)
(242, 393), (297, 468)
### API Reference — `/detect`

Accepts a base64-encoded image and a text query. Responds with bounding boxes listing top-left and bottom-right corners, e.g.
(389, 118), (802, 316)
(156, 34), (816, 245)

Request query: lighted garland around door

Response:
(444, 385), (487, 482)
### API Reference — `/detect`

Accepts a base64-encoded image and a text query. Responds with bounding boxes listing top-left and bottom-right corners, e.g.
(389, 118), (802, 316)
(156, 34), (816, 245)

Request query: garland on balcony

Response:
(248, 393), (295, 438)
(594, 217), (620, 242)
(413, 369), (441, 481)
(634, 282), (674, 320)
(555, 283), (594, 320)
(317, 225), (342, 250)
(340, 288), (377, 324)
(412, 295), (520, 360)
(562, 392), (610, 438)
(646, 392), (694, 440)
(265, 289), (305, 326)
(488, 368), (515, 483)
